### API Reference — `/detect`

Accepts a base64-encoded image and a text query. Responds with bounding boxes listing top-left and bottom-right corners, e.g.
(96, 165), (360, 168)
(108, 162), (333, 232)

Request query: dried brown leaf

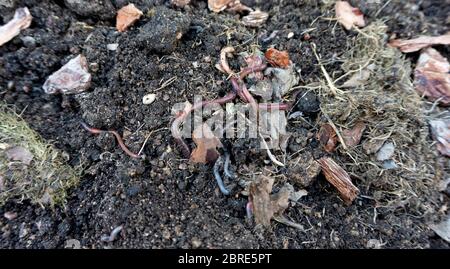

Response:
(342, 121), (366, 147)
(0, 7), (32, 47)
(43, 55), (91, 94)
(317, 157), (359, 205)
(414, 48), (450, 106)
(116, 3), (143, 32)
(335, 1), (365, 31)
(429, 119), (450, 157)
(5, 146), (33, 165)
(190, 123), (222, 164)
(249, 176), (292, 228)
(317, 124), (337, 153)
(389, 34), (450, 53)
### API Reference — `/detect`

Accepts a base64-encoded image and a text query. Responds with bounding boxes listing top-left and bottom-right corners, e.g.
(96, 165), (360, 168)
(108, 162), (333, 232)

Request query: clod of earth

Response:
(116, 3), (143, 32)
(317, 123), (338, 153)
(242, 10), (269, 28)
(42, 55), (91, 95)
(0, 7), (32, 47)
(249, 176), (292, 228)
(413, 48), (450, 106)
(317, 157), (359, 205)
(265, 48), (291, 69)
(190, 123), (222, 164)
(335, 1), (365, 31)
(64, 0), (116, 20)
(389, 34), (450, 53)
(136, 7), (191, 54)
(429, 119), (450, 157)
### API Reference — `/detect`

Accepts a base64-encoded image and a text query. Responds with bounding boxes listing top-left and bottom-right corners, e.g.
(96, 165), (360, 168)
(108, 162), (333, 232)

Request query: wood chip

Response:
(389, 34), (450, 53)
(116, 3), (143, 32)
(242, 10), (269, 28)
(265, 48), (290, 68)
(317, 123), (338, 153)
(317, 157), (359, 205)
(0, 7), (32, 47)
(414, 47), (450, 106)
(335, 1), (365, 31)
(171, 0), (191, 8)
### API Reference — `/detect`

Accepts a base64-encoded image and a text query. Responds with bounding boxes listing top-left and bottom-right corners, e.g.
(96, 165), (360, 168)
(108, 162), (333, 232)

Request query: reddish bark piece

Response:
(0, 7), (32, 47)
(389, 34), (450, 53)
(335, 1), (365, 30)
(43, 55), (91, 94)
(342, 122), (366, 147)
(116, 3), (143, 32)
(317, 157), (359, 205)
(414, 48), (450, 106)
(265, 48), (290, 68)
(190, 123), (222, 164)
(317, 124), (338, 153)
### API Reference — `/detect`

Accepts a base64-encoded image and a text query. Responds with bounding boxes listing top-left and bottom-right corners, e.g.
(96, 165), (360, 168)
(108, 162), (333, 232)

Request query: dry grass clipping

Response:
(0, 104), (80, 208)
(319, 21), (439, 214)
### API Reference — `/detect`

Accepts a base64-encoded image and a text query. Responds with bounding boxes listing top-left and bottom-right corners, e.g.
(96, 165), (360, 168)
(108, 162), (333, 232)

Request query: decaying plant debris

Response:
(0, 105), (80, 207)
(389, 34), (450, 53)
(335, 1), (365, 31)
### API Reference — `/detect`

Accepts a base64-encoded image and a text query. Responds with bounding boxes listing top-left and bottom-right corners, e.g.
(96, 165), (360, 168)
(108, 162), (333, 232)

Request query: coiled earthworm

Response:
(213, 156), (231, 195)
(239, 63), (267, 80)
(81, 122), (142, 159)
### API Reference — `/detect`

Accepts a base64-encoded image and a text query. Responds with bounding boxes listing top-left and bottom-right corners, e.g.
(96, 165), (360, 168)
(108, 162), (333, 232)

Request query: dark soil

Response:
(1, 0), (449, 249)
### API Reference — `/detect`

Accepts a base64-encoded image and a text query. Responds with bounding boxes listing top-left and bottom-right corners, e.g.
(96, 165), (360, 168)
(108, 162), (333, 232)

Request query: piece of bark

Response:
(317, 157), (359, 205)
(171, 0), (191, 8)
(0, 7), (32, 47)
(242, 10), (268, 28)
(265, 48), (290, 68)
(414, 47), (450, 106)
(317, 124), (337, 153)
(389, 34), (450, 53)
(429, 119), (450, 157)
(208, 0), (251, 13)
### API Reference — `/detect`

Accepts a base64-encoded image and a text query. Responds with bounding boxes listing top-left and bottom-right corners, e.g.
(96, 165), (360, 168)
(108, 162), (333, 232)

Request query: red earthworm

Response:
(220, 47), (236, 76)
(81, 122), (142, 159)
(239, 63), (267, 80)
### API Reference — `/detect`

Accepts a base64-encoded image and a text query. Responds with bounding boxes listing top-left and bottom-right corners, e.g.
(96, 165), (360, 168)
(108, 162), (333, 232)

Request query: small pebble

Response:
(143, 93), (157, 105)
(107, 43), (119, 51)
(21, 36), (36, 48)
(7, 81), (15, 90)
(287, 32), (294, 39)
(4, 211), (17, 220)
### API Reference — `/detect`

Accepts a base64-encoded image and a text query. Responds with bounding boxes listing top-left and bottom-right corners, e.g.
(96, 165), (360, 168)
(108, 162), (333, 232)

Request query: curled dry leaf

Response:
(0, 7), (32, 47)
(317, 157), (359, 205)
(429, 119), (450, 157)
(265, 48), (290, 68)
(317, 124), (337, 153)
(208, 0), (251, 13)
(242, 10), (269, 28)
(389, 34), (450, 53)
(249, 176), (291, 228)
(43, 55), (91, 94)
(190, 123), (222, 164)
(171, 0), (191, 8)
(414, 48), (450, 106)
(342, 121), (366, 148)
(335, 1), (365, 31)
(116, 3), (143, 32)
(5, 146), (33, 165)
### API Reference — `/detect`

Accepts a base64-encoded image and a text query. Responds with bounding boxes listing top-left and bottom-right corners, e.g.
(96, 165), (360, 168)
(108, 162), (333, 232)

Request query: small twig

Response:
(154, 76), (177, 92)
(311, 43), (344, 96)
(81, 122), (143, 159)
(321, 109), (348, 151)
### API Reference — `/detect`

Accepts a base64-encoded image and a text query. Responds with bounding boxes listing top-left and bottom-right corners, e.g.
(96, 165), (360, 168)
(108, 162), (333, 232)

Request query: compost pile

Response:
(0, 0), (449, 249)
